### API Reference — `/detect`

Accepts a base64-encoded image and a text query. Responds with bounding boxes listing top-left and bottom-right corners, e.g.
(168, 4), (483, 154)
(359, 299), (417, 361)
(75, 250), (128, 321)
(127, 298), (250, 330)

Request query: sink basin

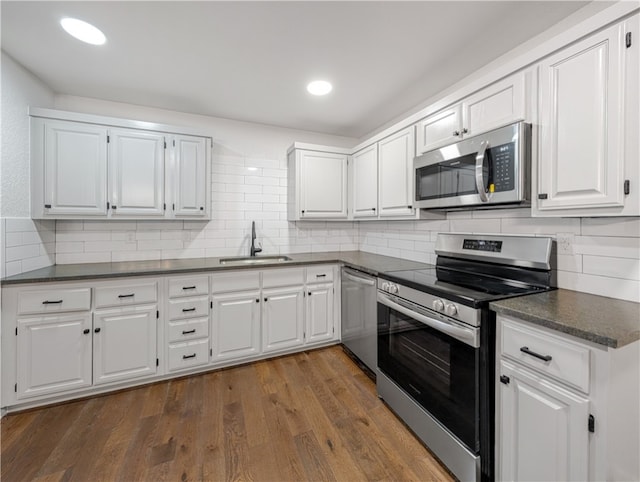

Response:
(219, 255), (292, 266)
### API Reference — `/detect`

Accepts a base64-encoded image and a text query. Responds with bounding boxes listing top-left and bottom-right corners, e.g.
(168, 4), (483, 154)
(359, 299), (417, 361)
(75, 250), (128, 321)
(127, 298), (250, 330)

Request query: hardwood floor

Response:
(1, 346), (454, 481)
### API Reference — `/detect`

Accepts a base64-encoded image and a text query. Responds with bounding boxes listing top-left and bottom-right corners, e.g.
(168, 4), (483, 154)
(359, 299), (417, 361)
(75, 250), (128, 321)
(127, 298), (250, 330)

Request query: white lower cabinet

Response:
(93, 305), (158, 385)
(306, 282), (335, 344)
(16, 313), (93, 399)
(211, 290), (261, 362)
(498, 359), (589, 481)
(262, 286), (305, 353)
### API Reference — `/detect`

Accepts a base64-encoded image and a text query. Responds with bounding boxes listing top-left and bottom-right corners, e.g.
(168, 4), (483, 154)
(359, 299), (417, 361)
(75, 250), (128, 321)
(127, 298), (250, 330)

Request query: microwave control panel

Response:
(490, 142), (515, 192)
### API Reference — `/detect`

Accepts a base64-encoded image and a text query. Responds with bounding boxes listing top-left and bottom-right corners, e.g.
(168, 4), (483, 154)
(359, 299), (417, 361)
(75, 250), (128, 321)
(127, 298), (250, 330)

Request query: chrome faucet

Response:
(250, 221), (262, 257)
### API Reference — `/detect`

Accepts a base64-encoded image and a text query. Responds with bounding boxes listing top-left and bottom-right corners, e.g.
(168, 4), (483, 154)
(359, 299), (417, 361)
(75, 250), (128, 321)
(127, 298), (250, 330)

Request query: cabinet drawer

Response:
(168, 276), (209, 298)
(168, 338), (209, 371)
(501, 319), (590, 393)
(262, 268), (304, 288)
(211, 271), (260, 293)
(17, 288), (91, 315)
(168, 297), (209, 320)
(94, 282), (157, 308)
(168, 317), (209, 342)
(306, 265), (334, 283)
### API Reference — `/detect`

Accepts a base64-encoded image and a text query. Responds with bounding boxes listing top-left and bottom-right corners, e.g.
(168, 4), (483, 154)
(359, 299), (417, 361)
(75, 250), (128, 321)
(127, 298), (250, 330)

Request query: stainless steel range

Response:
(377, 233), (553, 482)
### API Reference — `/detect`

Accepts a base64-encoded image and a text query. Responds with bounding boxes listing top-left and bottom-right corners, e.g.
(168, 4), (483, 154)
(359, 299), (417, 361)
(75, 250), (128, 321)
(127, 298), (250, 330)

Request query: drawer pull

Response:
(520, 346), (552, 362)
(182, 329), (196, 335)
(316, 274), (327, 278)
(42, 300), (63, 304)
(182, 353), (196, 359)
(182, 307), (196, 312)
(118, 294), (135, 298)
(182, 286), (196, 290)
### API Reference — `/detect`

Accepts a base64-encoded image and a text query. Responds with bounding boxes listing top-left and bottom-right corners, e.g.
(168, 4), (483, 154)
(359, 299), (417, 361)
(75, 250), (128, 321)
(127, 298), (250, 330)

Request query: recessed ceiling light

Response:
(307, 80), (332, 96)
(60, 17), (106, 45)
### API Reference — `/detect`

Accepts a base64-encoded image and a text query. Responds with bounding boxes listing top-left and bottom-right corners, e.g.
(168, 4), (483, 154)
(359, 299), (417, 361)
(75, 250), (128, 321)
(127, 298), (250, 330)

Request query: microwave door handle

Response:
(475, 140), (490, 202)
(377, 292), (478, 347)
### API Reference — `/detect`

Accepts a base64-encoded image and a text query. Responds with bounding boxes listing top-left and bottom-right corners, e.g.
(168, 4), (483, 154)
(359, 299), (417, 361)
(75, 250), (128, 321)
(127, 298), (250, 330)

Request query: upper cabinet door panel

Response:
(352, 144), (378, 218)
(43, 120), (108, 215)
(416, 105), (462, 154)
(537, 22), (625, 211)
(462, 71), (526, 137)
(109, 128), (165, 216)
(300, 150), (348, 218)
(378, 127), (415, 217)
(173, 135), (208, 217)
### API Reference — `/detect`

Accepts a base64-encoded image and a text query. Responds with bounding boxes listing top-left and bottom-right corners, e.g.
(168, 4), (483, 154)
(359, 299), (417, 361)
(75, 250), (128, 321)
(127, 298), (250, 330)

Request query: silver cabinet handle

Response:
(475, 140), (490, 203)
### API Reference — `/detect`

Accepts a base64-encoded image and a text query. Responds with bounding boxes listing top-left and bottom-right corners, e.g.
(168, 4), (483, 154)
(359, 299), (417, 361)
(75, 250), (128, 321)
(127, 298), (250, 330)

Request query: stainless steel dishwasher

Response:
(341, 267), (377, 373)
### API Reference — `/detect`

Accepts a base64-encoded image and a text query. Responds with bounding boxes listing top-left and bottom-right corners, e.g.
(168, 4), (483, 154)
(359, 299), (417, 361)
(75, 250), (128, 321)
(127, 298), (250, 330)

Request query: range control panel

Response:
(462, 239), (503, 252)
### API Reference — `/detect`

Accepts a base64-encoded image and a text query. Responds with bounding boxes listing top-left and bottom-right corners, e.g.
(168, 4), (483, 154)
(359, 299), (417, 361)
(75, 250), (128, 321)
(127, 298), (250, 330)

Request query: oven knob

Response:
(432, 299), (445, 311)
(445, 303), (458, 317)
(381, 282), (390, 292)
(389, 284), (399, 294)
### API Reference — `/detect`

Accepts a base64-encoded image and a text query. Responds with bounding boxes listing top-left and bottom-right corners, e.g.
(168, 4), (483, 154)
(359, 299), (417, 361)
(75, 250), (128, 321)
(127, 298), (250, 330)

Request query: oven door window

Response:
(378, 302), (479, 452)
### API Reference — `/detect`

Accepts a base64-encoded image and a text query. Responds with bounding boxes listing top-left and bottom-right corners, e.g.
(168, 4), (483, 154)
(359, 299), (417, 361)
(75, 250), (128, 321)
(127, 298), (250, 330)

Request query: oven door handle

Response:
(475, 140), (490, 202)
(378, 292), (479, 348)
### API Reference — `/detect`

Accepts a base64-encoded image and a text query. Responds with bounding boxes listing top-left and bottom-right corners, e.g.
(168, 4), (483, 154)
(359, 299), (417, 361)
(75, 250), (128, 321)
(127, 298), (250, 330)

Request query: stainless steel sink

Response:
(219, 255), (292, 265)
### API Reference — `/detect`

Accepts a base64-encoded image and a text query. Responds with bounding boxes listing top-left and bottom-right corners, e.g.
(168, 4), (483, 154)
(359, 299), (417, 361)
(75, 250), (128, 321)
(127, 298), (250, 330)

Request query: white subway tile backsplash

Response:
(56, 252), (111, 264)
(583, 255), (640, 281)
(574, 236), (640, 259)
(581, 217), (640, 237)
(449, 218), (501, 233)
(5, 244), (41, 262)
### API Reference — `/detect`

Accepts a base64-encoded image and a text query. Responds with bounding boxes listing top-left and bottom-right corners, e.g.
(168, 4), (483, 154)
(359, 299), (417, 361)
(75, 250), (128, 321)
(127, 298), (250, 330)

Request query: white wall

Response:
(51, 95), (359, 264)
(1, 52), (56, 276)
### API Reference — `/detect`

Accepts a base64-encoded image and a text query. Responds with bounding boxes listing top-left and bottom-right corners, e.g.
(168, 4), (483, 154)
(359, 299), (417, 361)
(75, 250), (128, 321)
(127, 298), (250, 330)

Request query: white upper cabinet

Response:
(172, 135), (208, 217)
(378, 126), (415, 217)
(351, 144), (378, 218)
(34, 119), (108, 216)
(30, 108), (211, 220)
(416, 71), (526, 155)
(535, 16), (639, 216)
(109, 128), (165, 217)
(287, 146), (349, 220)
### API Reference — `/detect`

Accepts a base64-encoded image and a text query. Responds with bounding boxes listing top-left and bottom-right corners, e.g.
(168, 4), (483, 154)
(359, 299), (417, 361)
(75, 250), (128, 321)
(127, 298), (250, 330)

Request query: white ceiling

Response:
(2, 1), (590, 138)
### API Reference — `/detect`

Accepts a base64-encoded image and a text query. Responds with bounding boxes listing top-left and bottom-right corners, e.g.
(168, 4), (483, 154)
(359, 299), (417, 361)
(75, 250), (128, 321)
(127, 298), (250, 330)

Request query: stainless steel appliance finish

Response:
(414, 121), (531, 210)
(341, 267), (377, 372)
(377, 233), (554, 482)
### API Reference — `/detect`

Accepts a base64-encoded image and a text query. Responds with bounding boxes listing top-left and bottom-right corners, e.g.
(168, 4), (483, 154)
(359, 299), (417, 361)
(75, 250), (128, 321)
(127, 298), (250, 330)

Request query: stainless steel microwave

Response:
(414, 121), (531, 210)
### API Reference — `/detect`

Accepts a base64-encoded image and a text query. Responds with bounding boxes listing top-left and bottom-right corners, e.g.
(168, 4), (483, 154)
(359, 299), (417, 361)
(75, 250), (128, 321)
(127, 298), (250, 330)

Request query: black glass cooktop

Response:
(380, 267), (552, 308)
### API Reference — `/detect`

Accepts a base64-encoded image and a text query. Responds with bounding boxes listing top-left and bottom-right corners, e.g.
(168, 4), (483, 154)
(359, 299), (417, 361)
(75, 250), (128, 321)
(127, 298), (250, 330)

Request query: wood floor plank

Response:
(1, 346), (455, 482)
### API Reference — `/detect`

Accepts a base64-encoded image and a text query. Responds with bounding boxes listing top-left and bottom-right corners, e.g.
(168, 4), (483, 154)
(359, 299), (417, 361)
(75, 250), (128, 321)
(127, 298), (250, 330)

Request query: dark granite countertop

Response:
(0, 251), (433, 285)
(490, 290), (640, 349)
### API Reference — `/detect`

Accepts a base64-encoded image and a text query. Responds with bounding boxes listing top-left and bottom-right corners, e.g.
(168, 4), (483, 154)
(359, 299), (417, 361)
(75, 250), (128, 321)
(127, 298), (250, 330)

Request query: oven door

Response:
(377, 290), (480, 452)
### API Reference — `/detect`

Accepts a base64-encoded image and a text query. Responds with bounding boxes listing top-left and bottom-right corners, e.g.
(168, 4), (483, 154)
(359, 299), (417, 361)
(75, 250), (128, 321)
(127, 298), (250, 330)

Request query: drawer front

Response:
(17, 288), (91, 315)
(168, 276), (209, 298)
(501, 318), (590, 393)
(94, 282), (157, 309)
(306, 265), (334, 284)
(168, 317), (209, 343)
(168, 297), (209, 320)
(168, 339), (209, 371)
(211, 271), (260, 293)
(262, 268), (304, 288)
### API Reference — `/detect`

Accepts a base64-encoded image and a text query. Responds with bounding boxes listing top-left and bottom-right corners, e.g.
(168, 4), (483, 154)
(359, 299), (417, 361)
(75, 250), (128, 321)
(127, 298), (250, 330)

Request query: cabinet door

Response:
(305, 283), (334, 345)
(499, 360), (589, 482)
(93, 305), (157, 385)
(462, 71), (526, 137)
(16, 313), (92, 399)
(537, 22), (626, 211)
(352, 144), (378, 218)
(262, 286), (304, 353)
(43, 120), (108, 216)
(172, 135), (208, 217)
(378, 127), (415, 217)
(416, 105), (462, 154)
(212, 290), (261, 362)
(109, 128), (165, 216)
(299, 150), (348, 218)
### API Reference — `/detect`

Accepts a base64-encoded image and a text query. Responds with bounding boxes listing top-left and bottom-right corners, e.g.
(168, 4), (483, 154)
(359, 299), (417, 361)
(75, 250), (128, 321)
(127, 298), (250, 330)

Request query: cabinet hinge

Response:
(156, 358), (159, 367)
(15, 383), (17, 393)
(107, 135), (110, 143)
(210, 301), (213, 309)
(163, 203), (166, 210)
(156, 310), (159, 319)
(107, 201), (110, 210)
(173, 139), (176, 147)
(588, 414), (595, 433)
(210, 348), (213, 356)
(538, 193), (548, 200)
(15, 327), (18, 336)
(44, 204), (51, 209)
(164, 141), (167, 149)
(500, 375), (510, 385)
(172, 204), (175, 211)
(626, 32), (632, 48)
(624, 180), (630, 195)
